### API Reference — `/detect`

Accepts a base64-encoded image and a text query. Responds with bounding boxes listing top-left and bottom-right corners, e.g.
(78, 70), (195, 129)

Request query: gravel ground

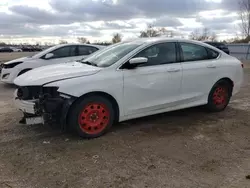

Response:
(0, 52), (36, 62)
(0, 68), (250, 188)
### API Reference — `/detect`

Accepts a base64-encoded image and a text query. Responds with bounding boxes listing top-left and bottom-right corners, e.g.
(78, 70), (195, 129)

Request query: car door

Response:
(179, 42), (221, 104)
(76, 45), (99, 60)
(122, 42), (183, 116)
(43, 45), (78, 65)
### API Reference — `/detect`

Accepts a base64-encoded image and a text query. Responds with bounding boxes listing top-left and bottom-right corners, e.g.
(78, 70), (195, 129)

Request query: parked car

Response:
(13, 38), (244, 138)
(0, 47), (13, 52)
(0, 43), (105, 84)
(21, 46), (33, 52)
(204, 41), (230, 54)
(10, 47), (22, 52)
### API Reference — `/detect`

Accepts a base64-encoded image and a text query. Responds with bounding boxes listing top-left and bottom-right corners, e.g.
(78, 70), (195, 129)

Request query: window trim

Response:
(178, 42), (221, 63)
(119, 42), (181, 70)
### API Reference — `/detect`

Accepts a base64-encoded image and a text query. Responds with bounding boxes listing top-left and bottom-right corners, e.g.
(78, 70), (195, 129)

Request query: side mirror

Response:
(129, 57), (148, 65)
(45, 53), (54, 59)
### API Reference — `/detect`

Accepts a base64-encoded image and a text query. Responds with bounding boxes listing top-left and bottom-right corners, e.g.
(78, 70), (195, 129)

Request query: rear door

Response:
(179, 42), (221, 104)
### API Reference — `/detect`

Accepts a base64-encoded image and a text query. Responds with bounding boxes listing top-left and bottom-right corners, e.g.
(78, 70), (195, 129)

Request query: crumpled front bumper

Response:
(14, 89), (76, 129)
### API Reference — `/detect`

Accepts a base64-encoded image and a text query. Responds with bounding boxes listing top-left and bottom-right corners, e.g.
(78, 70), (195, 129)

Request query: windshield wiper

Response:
(81, 61), (98, 67)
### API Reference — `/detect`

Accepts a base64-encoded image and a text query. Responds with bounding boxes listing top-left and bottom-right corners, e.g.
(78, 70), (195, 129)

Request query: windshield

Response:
(82, 41), (143, 67)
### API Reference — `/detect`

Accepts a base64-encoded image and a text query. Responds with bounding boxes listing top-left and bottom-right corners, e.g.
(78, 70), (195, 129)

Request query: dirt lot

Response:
(0, 52), (36, 62)
(0, 61), (250, 188)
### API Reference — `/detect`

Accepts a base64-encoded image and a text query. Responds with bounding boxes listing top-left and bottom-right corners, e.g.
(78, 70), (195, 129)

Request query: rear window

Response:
(206, 48), (219, 59)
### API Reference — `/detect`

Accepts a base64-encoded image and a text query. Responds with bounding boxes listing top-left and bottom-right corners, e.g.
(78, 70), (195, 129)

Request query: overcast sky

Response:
(0, 0), (242, 44)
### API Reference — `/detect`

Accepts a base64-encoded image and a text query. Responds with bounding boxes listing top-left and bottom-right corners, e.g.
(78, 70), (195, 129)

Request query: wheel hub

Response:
(78, 103), (110, 134)
(213, 86), (228, 107)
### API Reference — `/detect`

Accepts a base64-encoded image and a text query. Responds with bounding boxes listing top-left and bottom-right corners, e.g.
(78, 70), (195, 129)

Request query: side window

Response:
(206, 48), (219, 59)
(180, 43), (208, 62)
(78, 46), (98, 56)
(50, 46), (76, 59)
(134, 42), (177, 66)
(69, 46), (78, 56)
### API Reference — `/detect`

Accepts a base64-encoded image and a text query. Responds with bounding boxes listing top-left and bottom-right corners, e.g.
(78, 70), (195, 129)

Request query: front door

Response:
(44, 45), (78, 65)
(123, 42), (183, 116)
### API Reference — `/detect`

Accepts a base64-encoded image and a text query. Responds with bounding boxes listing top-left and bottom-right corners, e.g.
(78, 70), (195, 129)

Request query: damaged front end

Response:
(14, 86), (76, 130)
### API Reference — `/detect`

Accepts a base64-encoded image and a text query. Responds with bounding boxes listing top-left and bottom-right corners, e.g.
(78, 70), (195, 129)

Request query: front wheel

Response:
(68, 96), (115, 138)
(206, 80), (232, 112)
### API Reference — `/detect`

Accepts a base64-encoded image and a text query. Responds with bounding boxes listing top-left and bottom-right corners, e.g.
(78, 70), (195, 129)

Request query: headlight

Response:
(2, 73), (10, 79)
(4, 62), (23, 69)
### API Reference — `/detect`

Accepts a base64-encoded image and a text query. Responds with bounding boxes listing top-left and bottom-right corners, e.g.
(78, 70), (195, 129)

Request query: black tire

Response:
(68, 95), (115, 138)
(17, 69), (31, 77)
(206, 80), (232, 112)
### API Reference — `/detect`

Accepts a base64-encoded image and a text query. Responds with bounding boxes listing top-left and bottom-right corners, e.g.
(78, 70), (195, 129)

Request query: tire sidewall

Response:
(69, 96), (115, 138)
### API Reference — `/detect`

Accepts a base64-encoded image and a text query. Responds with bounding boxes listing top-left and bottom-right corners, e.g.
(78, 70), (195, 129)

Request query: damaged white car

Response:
(13, 38), (244, 138)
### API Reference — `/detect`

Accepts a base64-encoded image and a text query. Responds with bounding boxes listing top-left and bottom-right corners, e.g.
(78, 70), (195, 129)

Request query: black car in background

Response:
(204, 41), (230, 54)
(0, 47), (13, 52)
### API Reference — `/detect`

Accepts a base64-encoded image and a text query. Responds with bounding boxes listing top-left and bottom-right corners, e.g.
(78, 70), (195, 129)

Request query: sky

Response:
(0, 0), (242, 44)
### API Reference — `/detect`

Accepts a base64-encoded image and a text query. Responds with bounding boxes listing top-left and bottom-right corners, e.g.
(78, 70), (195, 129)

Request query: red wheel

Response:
(69, 96), (115, 138)
(212, 86), (229, 109)
(78, 103), (110, 135)
(206, 80), (232, 112)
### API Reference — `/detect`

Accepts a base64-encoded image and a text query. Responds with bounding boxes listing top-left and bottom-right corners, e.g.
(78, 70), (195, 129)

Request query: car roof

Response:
(204, 41), (225, 45)
(123, 37), (216, 46)
(56, 43), (106, 49)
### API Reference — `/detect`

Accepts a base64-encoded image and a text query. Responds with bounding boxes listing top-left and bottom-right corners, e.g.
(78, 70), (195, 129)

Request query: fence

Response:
(227, 44), (250, 61)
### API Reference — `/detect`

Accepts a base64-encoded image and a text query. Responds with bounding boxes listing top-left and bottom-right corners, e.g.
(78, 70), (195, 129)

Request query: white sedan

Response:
(13, 38), (244, 138)
(0, 43), (105, 84)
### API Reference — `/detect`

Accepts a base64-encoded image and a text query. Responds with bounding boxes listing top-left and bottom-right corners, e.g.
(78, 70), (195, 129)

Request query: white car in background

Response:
(11, 47), (23, 52)
(13, 38), (244, 138)
(0, 43), (105, 84)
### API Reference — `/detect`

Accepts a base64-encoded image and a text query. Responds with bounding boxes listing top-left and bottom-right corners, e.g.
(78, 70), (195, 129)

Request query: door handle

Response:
(167, 68), (181, 72)
(207, 64), (216, 68)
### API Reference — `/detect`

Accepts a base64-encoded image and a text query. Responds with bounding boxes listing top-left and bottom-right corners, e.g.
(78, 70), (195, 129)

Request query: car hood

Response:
(4, 56), (32, 65)
(14, 61), (102, 86)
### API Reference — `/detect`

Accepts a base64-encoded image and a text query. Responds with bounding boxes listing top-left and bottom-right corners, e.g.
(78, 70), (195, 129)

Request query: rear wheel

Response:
(68, 96), (115, 138)
(206, 80), (232, 112)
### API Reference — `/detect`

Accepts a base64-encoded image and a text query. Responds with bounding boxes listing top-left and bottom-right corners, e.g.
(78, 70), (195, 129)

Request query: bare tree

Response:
(190, 29), (200, 40)
(59, 40), (68, 44)
(112, 33), (122, 43)
(77, 37), (88, 43)
(140, 25), (161, 37)
(189, 28), (217, 41)
(239, 0), (250, 38)
(139, 25), (173, 38)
